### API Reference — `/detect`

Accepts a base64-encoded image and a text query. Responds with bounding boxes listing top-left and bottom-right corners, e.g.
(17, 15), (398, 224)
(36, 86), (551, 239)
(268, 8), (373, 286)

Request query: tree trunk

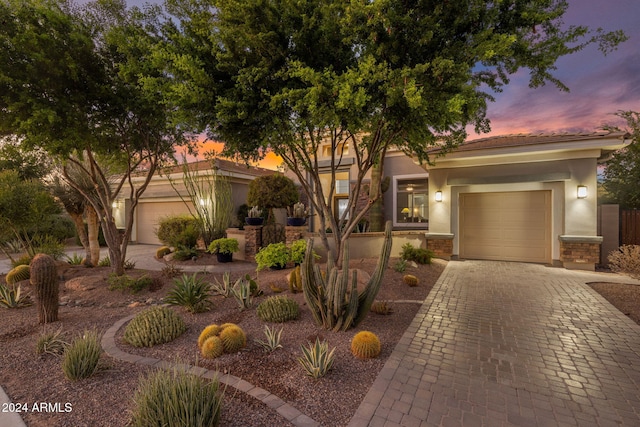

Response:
(69, 212), (91, 264)
(368, 162), (385, 232)
(85, 205), (101, 266)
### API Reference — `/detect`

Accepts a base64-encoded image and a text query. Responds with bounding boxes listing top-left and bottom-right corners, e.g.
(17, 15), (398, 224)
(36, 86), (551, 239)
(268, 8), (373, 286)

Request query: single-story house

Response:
(299, 130), (628, 270)
(113, 158), (274, 245)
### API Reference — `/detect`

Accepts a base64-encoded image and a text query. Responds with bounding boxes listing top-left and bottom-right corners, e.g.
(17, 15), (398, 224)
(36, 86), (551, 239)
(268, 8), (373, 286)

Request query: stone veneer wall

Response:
(243, 225), (262, 261)
(285, 225), (307, 246)
(426, 238), (453, 260)
(559, 241), (600, 266)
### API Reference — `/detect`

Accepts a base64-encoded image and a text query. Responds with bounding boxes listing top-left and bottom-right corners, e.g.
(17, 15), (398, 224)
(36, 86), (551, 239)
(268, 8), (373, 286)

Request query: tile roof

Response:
(159, 157), (275, 177)
(440, 130), (628, 154)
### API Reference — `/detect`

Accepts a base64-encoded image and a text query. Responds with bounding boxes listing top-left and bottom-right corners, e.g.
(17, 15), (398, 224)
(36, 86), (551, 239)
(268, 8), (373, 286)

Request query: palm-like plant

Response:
(164, 273), (212, 313)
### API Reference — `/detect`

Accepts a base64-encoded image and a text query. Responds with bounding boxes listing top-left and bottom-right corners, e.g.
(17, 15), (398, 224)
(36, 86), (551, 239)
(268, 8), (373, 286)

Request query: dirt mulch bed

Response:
(1, 257), (444, 427)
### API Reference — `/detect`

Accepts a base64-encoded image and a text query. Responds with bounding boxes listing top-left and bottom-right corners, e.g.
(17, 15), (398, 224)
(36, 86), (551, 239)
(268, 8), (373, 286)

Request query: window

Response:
(319, 171), (350, 219)
(393, 175), (428, 227)
(322, 143), (349, 158)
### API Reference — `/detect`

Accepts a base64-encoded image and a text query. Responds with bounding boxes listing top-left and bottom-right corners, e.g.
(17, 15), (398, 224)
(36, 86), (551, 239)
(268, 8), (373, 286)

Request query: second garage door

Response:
(136, 201), (194, 245)
(459, 191), (551, 263)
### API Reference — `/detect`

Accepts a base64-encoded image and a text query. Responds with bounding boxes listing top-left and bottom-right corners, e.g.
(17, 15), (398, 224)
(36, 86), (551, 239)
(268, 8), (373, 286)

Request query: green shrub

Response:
(164, 273), (212, 313)
(207, 238), (239, 254)
(393, 258), (407, 272)
(61, 330), (102, 380)
(35, 214), (75, 242)
(156, 215), (200, 248)
(400, 243), (433, 264)
(97, 256), (111, 267)
(31, 234), (65, 260)
(123, 307), (186, 348)
(130, 365), (223, 427)
(255, 242), (289, 271)
(256, 296), (299, 323)
(173, 246), (198, 261)
(108, 274), (153, 294)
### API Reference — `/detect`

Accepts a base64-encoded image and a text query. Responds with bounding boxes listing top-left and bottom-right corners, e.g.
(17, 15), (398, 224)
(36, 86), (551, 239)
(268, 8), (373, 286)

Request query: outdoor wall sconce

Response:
(435, 191), (443, 202)
(577, 185), (588, 199)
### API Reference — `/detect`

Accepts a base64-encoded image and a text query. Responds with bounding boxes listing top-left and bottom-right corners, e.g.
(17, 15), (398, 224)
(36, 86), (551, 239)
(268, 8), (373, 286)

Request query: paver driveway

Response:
(349, 260), (640, 427)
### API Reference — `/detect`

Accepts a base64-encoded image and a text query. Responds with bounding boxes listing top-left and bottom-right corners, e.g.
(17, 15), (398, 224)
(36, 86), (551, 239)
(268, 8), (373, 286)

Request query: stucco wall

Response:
(428, 156), (600, 263)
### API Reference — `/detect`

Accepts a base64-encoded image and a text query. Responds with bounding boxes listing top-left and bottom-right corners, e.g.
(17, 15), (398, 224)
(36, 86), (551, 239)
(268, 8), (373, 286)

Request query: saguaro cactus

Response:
(30, 253), (59, 323)
(301, 221), (393, 331)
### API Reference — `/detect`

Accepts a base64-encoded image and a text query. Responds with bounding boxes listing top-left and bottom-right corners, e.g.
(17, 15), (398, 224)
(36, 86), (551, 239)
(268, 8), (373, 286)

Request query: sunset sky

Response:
(87, 0), (639, 167)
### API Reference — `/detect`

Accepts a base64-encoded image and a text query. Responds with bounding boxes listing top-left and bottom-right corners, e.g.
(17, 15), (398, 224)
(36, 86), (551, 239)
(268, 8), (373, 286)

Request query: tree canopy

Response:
(0, 0), (196, 274)
(158, 0), (626, 263)
(602, 111), (640, 209)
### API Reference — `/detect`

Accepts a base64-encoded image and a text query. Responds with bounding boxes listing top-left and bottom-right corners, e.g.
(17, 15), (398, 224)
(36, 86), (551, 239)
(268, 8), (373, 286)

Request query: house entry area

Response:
(458, 190), (552, 264)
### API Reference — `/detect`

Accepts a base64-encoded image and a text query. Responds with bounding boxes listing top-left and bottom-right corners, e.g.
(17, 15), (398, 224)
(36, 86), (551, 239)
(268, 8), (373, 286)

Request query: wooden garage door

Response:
(136, 201), (193, 245)
(459, 191), (551, 263)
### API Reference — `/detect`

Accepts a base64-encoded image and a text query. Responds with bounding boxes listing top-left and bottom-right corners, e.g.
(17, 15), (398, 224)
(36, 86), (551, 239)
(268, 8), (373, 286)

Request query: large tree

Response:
(602, 111), (640, 209)
(0, 0), (194, 274)
(159, 0), (626, 265)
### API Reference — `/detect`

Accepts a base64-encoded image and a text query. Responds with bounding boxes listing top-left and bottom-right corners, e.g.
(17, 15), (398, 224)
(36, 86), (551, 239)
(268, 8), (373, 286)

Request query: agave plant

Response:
(164, 273), (212, 313)
(0, 283), (32, 308)
(254, 325), (283, 353)
(297, 338), (336, 379)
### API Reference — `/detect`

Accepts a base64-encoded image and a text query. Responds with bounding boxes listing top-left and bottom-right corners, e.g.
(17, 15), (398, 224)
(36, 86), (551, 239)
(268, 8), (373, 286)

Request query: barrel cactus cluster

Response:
(123, 307), (186, 347)
(198, 323), (246, 359)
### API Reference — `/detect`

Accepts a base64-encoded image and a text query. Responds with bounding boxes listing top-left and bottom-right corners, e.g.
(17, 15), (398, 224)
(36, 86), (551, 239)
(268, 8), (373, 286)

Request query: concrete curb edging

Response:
(0, 386), (27, 427)
(102, 314), (320, 427)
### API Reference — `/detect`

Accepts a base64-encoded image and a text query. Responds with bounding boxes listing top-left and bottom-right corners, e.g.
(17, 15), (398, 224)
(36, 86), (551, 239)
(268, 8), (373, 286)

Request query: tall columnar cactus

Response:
(30, 253), (59, 324)
(301, 221), (393, 331)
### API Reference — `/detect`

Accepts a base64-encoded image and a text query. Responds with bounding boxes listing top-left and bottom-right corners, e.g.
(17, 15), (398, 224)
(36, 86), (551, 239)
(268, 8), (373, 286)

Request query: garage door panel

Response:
(460, 191), (551, 263)
(137, 201), (194, 245)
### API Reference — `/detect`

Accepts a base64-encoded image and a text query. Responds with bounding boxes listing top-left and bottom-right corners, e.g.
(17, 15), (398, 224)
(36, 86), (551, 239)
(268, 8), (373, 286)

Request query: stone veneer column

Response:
(285, 225), (308, 246)
(244, 226), (263, 261)
(558, 235), (602, 271)
(424, 233), (454, 260)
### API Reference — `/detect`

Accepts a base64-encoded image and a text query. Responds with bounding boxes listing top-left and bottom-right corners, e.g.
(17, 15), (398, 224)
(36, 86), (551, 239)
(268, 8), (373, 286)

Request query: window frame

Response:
(392, 173), (429, 228)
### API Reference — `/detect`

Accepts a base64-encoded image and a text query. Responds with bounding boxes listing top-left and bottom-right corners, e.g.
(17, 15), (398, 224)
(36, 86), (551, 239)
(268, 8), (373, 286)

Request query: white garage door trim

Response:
(459, 190), (551, 263)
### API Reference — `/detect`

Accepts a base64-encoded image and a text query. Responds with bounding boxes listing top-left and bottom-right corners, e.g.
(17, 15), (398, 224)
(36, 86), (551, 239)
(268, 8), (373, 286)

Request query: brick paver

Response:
(349, 261), (640, 427)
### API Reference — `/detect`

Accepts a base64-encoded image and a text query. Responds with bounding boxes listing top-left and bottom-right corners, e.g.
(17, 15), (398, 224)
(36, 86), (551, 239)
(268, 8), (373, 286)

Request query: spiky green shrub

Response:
(211, 272), (233, 297)
(108, 274), (153, 294)
(123, 307), (186, 348)
(0, 283), (32, 308)
(219, 324), (246, 353)
(297, 338), (335, 379)
(230, 275), (257, 309)
(198, 324), (223, 349)
(350, 331), (381, 359)
(255, 325), (283, 353)
(130, 365), (223, 427)
(403, 274), (418, 287)
(201, 336), (225, 359)
(156, 246), (171, 259)
(36, 328), (68, 356)
(6, 264), (30, 284)
(164, 273), (212, 313)
(400, 243), (433, 264)
(98, 256), (111, 267)
(256, 296), (299, 323)
(393, 258), (407, 272)
(65, 253), (85, 266)
(10, 254), (32, 268)
(61, 330), (102, 380)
